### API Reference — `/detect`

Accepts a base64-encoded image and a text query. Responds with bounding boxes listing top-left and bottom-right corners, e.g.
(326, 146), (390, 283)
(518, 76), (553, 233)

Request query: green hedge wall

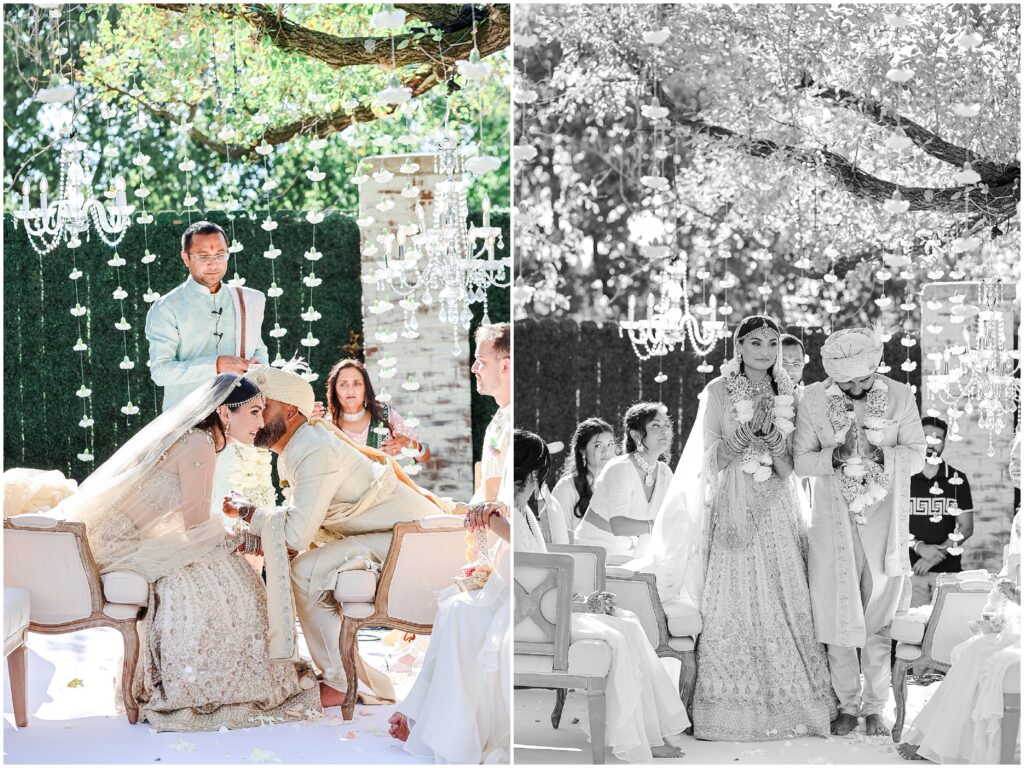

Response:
(514, 319), (923, 484)
(4, 211), (509, 478)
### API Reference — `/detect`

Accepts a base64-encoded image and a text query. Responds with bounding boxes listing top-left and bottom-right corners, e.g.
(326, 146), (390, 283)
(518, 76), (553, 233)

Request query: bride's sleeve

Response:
(174, 432), (218, 529)
(703, 382), (732, 465)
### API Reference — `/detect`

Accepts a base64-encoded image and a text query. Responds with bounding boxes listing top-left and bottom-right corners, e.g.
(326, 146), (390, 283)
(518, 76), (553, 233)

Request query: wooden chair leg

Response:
(586, 691), (606, 765)
(1000, 693), (1020, 765)
(7, 639), (28, 727)
(340, 618), (359, 722)
(551, 688), (567, 729)
(891, 656), (911, 743)
(117, 621), (140, 725)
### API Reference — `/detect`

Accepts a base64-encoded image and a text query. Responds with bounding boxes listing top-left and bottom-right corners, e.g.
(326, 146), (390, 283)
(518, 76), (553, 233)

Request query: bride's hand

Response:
(223, 492), (255, 521)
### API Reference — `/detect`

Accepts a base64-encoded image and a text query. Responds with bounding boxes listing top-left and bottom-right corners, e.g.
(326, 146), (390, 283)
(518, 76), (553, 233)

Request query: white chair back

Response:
(542, 486), (572, 545)
(383, 518), (470, 625)
(927, 582), (992, 664)
(4, 517), (99, 626)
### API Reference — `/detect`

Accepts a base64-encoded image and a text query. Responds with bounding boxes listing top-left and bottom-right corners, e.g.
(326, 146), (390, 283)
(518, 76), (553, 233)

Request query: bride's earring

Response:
(223, 415), (231, 439)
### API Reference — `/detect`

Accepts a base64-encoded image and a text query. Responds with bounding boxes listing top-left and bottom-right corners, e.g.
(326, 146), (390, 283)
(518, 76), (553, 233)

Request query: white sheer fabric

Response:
(515, 503), (690, 762)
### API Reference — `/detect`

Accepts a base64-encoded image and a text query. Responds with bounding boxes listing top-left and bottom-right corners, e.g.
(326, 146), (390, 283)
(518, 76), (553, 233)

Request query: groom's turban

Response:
(245, 363), (316, 419)
(820, 328), (884, 383)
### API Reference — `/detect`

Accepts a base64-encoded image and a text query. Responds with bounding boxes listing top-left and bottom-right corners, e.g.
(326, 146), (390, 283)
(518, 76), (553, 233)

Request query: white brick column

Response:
(921, 281), (1018, 572)
(358, 153), (473, 500)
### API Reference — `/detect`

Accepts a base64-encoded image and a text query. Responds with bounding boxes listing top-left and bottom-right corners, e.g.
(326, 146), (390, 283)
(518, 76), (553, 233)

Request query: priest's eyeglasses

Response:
(188, 252), (229, 264)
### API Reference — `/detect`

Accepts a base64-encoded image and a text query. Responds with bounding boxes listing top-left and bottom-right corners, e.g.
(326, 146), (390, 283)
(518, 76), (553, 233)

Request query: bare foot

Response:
(651, 741), (685, 759)
(830, 712), (858, 735)
(388, 712), (410, 742)
(319, 681), (348, 710)
(896, 742), (927, 760)
(865, 714), (891, 737)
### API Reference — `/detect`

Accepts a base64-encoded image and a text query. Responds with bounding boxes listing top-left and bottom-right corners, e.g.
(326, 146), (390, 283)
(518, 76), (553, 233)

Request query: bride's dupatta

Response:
(58, 375), (244, 583)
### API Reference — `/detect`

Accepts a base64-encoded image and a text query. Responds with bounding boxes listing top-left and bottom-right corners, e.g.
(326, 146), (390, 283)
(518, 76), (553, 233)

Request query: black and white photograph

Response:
(511, 3), (1020, 764)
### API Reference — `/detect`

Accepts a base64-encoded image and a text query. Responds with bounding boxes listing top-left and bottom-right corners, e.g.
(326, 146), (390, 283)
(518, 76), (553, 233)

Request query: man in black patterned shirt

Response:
(907, 416), (975, 607)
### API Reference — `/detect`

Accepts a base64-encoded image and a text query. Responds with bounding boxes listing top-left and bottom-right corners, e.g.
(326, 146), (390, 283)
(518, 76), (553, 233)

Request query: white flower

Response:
(378, 85), (412, 105)
(456, 55), (491, 82)
(267, 283), (283, 298)
(303, 248), (322, 262)
(753, 465), (773, 483)
(885, 134), (914, 151)
(955, 29), (983, 49)
(262, 178), (279, 192)
(376, 198), (395, 212)
(301, 307), (322, 322)
(640, 175), (669, 190)
(952, 102), (981, 118)
(643, 28), (671, 44)
(132, 152), (150, 167)
(734, 400), (755, 423)
(844, 459), (866, 479)
(119, 356), (135, 370)
(136, 213), (154, 225)
(120, 402), (140, 416)
(182, 195), (198, 207)
(400, 184), (420, 198)
(370, 8), (406, 29)
(953, 165), (981, 185)
(72, 338), (88, 352)
(70, 304), (87, 317)
(141, 250), (157, 264)
(299, 332), (320, 347)
(35, 84), (75, 104)
(864, 430), (885, 445)
(720, 358), (740, 377)
(885, 68), (915, 83)
(883, 197), (910, 214)
(514, 32), (539, 47)
(951, 236), (981, 253)
(514, 88), (539, 104)
(114, 317), (131, 331)
(77, 451), (94, 462)
(465, 155), (501, 174)
(640, 99), (669, 120)
(303, 273), (323, 288)
(261, 218), (278, 232)
(306, 210), (325, 224)
(398, 161), (419, 175)
(112, 287), (128, 301)
(351, 173), (370, 185)
(776, 418), (795, 436)
(134, 186), (150, 198)
(78, 417), (94, 428)
(309, 137), (328, 152)
(263, 247), (281, 260)
(76, 386), (92, 398)
(177, 159), (196, 173)
(143, 289), (160, 303)
(514, 143), (538, 163)
(229, 240), (244, 253)
(372, 169), (394, 184)
(356, 216), (375, 228)
(227, 275), (245, 287)
(69, 268), (83, 280)
(305, 166), (326, 182)
(269, 324), (287, 338)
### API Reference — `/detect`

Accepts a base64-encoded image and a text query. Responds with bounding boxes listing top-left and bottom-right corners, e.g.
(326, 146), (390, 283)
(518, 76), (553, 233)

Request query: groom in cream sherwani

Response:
(793, 329), (925, 736)
(227, 362), (461, 711)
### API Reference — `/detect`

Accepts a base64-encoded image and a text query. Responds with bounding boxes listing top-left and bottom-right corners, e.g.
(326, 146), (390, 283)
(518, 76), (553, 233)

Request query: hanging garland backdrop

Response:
(3, 210), (509, 478)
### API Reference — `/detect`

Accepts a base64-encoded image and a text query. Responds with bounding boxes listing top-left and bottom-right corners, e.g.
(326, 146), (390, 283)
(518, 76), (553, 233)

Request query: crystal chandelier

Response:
(14, 130), (134, 255)
(925, 280), (1020, 456)
(619, 252), (724, 378)
(380, 135), (508, 356)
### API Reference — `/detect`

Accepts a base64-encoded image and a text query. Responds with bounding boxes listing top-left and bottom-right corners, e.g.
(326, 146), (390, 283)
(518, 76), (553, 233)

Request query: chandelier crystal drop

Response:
(15, 131), (134, 254)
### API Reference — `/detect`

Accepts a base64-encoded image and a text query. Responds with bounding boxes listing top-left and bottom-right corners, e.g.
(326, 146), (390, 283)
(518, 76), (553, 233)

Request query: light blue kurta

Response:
(145, 276), (269, 411)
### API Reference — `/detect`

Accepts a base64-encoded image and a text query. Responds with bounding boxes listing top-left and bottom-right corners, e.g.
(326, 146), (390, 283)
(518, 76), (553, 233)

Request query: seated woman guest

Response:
(574, 403), (673, 562)
(551, 417), (617, 521)
(515, 430), (688, 761)
(387, 498), (510, 763)
(325, 358), (431, 463)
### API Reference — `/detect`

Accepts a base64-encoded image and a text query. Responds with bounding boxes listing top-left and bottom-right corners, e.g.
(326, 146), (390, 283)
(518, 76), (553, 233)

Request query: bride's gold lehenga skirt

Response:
(693, 473), (838, 741)
(134, 545), (322, 732)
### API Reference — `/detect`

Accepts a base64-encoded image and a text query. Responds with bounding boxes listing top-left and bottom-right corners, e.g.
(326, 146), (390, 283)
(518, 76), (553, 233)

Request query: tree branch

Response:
(149, 3), (509, 70)
(660, 88), (1019, 224)
(797, 73), (1013, 181)
(96, 70), (442, 160)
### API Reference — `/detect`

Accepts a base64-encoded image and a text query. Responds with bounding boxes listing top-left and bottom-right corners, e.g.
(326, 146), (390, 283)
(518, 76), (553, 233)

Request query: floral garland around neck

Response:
(721, 358), (796, 482)
(825, 378), (893, 523)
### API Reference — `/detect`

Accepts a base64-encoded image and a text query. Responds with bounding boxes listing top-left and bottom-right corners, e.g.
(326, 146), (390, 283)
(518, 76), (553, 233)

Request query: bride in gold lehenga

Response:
(59, 374), (322, 732)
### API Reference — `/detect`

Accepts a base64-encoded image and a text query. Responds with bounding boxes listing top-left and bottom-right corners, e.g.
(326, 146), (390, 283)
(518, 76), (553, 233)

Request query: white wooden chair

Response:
(333, 515), (478, 720)
(889, 572), (994, 741)
(4, 587), (30, 727)
(4, 514), (148, 723)
(514, 549), (612, 764)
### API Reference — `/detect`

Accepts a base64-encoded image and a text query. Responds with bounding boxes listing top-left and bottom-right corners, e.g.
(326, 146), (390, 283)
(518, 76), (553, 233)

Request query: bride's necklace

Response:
(341, 408), (367, 422)
(633, 452), (657, 487)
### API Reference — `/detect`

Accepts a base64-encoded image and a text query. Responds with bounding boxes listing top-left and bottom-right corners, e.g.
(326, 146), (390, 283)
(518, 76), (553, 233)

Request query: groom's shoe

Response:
(830, 712), (859, 735)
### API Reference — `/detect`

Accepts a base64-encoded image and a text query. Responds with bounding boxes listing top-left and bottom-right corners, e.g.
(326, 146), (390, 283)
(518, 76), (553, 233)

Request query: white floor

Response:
(514, 658), (937, 765)
(3, 626), (431, 764)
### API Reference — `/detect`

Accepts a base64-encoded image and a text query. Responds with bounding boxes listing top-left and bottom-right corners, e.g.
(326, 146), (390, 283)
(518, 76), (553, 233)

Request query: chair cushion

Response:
(515, 639), (612, 677)
(333, 570), (378, 604)
(663, 598), (702, 637)
(667, 635), (696, 653)
(4, 588), (30, 656)
(890, 606), (932, 645)
(1004, 662), (1021, 695)
(102, 603), (142, 621)
(101, 572), (149, 606)
(341, 603), (375, 620)
(895, 642), (923, 661)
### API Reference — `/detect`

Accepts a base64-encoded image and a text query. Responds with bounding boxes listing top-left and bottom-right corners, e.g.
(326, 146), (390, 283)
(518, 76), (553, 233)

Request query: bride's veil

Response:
(57, 374), (244, 580)
(628, 386), (713, 611)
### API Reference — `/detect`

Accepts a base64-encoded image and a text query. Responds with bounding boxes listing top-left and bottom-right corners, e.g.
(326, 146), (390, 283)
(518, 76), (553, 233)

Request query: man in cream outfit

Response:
(794, 328), (925, 736)
(471, 322), (511, 503)
(234, 362), (459, 709)
(146, 221), (269, 518)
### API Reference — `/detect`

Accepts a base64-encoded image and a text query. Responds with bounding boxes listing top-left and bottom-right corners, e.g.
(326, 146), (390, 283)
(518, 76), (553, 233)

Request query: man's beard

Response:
(846, 388), (870, 400)
(254, 415), (286, 449)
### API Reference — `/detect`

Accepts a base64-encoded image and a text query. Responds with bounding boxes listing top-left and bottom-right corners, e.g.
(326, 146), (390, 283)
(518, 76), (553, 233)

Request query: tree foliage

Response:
(514, 3), (1019, 332)
(4, 3), (510, 214)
